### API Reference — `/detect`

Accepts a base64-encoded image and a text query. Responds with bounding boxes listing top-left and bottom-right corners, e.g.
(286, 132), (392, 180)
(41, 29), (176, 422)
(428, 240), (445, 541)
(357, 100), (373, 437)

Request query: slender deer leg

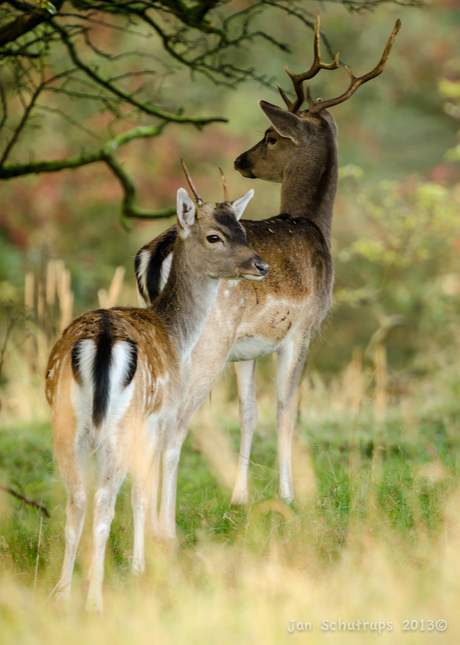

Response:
(146, 417), (163, 538)
(276, 330), (311, 502)
(158, 427), (187, 543)
(157, 345), (232, 541)
(131, 418), (161, 572)
(157, 399), (214, 542)
(131, 472), (150, 575)
(54, 445), (87, 606)
(86, 448), (128, 613)
(231, 359), (258, 505)
(131, 478), (147, 575)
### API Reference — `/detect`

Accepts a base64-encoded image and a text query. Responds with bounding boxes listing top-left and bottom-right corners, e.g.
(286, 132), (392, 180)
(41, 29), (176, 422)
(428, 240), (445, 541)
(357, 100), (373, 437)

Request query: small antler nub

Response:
(181, 159), (202, 203)
(218, 167), (229, 202)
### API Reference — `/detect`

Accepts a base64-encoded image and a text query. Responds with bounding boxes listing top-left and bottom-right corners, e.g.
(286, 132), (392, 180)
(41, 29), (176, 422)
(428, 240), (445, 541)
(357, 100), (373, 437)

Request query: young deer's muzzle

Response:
(239, 253), (269, 281)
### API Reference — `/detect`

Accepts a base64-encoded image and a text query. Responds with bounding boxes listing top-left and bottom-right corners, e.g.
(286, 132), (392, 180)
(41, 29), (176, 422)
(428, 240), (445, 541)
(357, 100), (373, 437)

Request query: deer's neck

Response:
(153, 241), (220, 361)
(280, 132), (338, 244)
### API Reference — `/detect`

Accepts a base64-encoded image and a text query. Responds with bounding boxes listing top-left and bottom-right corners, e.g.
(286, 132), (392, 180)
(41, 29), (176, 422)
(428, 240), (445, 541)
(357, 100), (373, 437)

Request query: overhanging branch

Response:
(103, 152), (176, 230)
(0, 122), (178, 225)
(52, 18), (228, 127)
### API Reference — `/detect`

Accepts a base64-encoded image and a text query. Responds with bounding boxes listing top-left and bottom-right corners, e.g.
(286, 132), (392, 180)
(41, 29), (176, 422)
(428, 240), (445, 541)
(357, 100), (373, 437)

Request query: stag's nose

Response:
(254, 258), (269, 277)
(234, 154), (244, 170)
(234, 154), (255, 178)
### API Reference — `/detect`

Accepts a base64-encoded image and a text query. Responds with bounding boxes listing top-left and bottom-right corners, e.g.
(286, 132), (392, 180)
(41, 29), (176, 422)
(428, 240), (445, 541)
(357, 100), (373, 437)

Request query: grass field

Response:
(0, 341), (459, 644)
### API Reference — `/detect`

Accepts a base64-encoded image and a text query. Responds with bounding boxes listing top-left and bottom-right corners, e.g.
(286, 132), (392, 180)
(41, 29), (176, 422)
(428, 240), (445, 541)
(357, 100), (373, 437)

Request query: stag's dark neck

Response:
(280, 128), (338, 244)
(153, 240), (220, 361)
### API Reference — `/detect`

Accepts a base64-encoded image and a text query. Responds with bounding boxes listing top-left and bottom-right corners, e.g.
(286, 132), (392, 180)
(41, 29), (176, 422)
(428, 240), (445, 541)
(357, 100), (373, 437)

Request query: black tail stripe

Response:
(92, 311), (113, 428)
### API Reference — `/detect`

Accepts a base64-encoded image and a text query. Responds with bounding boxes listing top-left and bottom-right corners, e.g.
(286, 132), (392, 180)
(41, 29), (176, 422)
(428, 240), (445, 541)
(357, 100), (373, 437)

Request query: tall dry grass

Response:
(0, 265), (459, 643)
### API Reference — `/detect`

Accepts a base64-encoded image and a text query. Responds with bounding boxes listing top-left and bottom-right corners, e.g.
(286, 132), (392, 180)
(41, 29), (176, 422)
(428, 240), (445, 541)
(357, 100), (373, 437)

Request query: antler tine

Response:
(218, 167), (229, 202)
(279, 12), (340, 114)
(277, 84), (294, 111)
(181, 158), (202, 203)
(307, 19), (401, 114)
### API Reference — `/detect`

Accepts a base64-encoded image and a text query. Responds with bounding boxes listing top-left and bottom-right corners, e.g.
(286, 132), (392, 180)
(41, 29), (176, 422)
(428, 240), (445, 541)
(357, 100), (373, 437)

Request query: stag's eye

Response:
(207, 235), (222, 244)
(266, 137), (277, 145)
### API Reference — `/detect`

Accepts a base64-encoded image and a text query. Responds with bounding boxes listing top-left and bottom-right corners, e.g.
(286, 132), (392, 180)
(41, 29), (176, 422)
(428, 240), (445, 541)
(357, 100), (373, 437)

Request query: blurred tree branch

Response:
(0, 0), (422, 225)
(0, 484), (50, 517)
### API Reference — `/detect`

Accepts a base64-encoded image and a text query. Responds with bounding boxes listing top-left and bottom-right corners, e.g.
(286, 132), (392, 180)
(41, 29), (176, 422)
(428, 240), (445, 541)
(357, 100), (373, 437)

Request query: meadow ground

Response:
(0, 341), (459, 645)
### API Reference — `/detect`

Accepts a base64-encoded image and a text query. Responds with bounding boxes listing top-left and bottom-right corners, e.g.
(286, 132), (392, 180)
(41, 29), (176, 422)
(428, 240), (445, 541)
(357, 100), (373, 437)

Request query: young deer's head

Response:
(234, 15), (400, 188)
(175, 162), (269, 281)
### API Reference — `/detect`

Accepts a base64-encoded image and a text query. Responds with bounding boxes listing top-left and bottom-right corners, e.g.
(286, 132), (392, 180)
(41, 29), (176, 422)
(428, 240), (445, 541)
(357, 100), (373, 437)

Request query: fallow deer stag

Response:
(45, 164), (267, 612)
(135, 17), (400, 530)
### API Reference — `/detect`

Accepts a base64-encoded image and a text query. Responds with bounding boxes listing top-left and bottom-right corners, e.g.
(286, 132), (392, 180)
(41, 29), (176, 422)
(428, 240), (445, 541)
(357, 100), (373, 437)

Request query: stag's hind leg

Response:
(276, 328), (311, 502)
(231, 359), (258, 505)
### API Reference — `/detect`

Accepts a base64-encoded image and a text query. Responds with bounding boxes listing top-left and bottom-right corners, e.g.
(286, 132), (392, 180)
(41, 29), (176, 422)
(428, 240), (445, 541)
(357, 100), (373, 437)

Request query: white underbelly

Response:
(228, 335), (281, 362)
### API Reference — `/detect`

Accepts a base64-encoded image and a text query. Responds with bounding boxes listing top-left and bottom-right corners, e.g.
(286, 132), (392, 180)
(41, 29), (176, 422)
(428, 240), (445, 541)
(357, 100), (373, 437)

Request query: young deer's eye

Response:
(266, 137), (277, 145)
(206, 235), (222, 244)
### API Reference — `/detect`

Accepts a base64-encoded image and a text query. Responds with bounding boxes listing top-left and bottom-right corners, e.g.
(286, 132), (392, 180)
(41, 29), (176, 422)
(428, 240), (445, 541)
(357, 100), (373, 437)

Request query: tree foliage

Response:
(0, 0), (422, 226)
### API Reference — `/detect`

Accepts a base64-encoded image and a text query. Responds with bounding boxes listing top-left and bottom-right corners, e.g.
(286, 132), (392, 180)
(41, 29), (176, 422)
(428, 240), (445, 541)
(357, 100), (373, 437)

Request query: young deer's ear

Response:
(259, 100), (305, 145)
(231, 189), (254, 221)
(176, 188), (196, 239)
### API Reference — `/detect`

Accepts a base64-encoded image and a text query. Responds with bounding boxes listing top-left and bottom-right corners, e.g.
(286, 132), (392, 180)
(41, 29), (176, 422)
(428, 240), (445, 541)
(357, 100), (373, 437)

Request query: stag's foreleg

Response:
(231, 359), (258, 505)
(275, 328), (311, 502)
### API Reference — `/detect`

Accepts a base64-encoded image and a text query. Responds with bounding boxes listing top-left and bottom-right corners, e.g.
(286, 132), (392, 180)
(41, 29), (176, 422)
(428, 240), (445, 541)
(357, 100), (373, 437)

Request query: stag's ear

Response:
(259, 100), (305, 145)
(176, 188), (196, 239)
(231, 189), (254, 220)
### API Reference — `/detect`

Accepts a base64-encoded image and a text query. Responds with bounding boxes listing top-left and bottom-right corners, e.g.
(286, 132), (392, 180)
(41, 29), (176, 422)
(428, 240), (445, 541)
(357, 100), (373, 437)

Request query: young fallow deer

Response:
(135, 17), (401, 533)
(45, 164), (268, 612)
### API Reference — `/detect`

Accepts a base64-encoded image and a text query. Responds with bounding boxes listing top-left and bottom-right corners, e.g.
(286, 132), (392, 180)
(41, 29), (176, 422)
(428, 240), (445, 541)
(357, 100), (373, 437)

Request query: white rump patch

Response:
(104, 341), (136, 430)
(71, 339), (136, 441)
(71, 339), (97, 439)
(76, 339), (97, 385)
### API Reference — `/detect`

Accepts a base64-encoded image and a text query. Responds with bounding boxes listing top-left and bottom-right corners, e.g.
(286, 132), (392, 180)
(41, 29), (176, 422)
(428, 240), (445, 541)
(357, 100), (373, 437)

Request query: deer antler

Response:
(278, 11), (340, 114)
(307, 19), (401, 113)
(181, 158), (202, 203)
(218, 167), (229, 202)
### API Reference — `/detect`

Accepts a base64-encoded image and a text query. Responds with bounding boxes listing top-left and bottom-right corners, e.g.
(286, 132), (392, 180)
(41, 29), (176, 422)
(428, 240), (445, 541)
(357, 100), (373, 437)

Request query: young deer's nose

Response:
(254, 259), (269, 276)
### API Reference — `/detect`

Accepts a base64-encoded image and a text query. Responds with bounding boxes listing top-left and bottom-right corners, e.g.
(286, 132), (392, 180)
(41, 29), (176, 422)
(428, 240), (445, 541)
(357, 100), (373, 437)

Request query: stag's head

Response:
(234, 14), (401, 183)
(177, 162), (269, 281)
